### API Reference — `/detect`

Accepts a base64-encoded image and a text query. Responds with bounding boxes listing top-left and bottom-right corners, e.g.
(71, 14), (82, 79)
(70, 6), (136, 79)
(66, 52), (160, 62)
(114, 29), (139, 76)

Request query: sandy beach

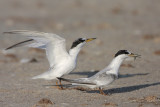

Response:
(0, 0), (160, 107)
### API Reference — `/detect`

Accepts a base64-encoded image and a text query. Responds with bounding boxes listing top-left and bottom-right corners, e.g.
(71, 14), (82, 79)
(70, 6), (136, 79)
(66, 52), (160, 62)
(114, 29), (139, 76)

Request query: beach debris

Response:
(143, 34), (160, 42)
(38, 98), (54, 105)
(128, 95), (160, 105)
(154, 50), (160, 56)
(143, 34), (155, 40)
(80, 103), (88, 106)
(111, 6), (123, 14)
(121, 64), (134, 68)
(144, 96), (158, 103)
(142, 34), (160, 44)
(103, 102), (117, 107)
(32, 98), (54, 107)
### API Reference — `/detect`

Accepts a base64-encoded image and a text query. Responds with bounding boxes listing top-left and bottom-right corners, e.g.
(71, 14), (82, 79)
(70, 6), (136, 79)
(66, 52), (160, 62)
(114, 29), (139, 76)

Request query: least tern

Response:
(4, 30), (96, 89)
(58, 50), (140, 94)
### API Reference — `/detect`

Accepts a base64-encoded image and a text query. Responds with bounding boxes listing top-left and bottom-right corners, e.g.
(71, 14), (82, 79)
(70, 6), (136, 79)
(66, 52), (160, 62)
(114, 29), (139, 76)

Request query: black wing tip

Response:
(5, 39), (34, 50)
(5, 45), (16, 50)
(3, 30), (23, 34)
(5, 47), (11, 50)
(3, 31), (14, 34)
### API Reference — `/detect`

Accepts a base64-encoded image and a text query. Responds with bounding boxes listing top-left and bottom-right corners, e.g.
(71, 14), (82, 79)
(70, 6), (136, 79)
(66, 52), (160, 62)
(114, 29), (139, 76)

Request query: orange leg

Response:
(59, 79), (64, 90)
(56, 80), (60, 89)
(99, 87), (106, 95)
(51, 80), (64, 89)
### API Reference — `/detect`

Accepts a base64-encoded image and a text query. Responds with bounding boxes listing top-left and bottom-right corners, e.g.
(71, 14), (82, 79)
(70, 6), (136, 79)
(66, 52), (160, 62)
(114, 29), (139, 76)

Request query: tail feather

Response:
(57, 77), (96, 85)
(32, 75), (42, 79)
(32, 72), (54, 80)
(32, 74), (45, 79)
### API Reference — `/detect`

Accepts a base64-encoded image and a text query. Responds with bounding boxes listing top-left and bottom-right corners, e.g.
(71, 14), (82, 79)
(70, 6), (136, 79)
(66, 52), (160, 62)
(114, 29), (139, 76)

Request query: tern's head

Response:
(115, 50), (141, 60)
(71, 38), (96, 49)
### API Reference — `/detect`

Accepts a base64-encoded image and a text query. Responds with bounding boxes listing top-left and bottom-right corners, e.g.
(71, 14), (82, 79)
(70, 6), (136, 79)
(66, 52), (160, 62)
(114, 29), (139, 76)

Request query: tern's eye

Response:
(124, 51), (130, 54)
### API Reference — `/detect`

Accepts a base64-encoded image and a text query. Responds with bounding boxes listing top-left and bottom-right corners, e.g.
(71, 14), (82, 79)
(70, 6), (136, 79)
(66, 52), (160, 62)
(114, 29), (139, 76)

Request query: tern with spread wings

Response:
(4, 30), (96, 89)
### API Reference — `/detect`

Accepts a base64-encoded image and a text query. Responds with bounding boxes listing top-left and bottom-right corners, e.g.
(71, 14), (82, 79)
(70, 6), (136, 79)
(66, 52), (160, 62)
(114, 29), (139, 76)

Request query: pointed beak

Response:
(85, 38), (96, 42)
(128, 53), (141, 60)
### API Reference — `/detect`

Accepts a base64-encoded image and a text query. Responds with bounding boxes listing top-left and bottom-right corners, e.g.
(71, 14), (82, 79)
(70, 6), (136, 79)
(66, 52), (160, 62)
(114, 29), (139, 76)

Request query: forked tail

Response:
(57, 77), (96, 85)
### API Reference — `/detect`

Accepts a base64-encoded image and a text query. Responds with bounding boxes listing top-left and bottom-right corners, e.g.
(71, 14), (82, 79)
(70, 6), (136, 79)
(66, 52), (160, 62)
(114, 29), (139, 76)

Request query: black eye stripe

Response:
(71, 38), (85, 49)
(115, 50), (130, 57)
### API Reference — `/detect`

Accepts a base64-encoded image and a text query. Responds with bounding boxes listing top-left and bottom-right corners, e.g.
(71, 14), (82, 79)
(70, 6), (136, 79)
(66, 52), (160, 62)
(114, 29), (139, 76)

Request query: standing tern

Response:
(58, 50), (140, 94)
(4, 30), (96, 89)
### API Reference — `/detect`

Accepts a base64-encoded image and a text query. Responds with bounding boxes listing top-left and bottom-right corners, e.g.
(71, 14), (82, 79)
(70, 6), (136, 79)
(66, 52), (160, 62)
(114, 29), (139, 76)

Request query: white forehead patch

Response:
(127, 50), (131, 54)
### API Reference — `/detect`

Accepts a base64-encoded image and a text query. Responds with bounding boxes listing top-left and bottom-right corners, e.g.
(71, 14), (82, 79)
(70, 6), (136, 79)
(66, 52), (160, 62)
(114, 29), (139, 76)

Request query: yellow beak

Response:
(128, 53), (141, 60)
(85, 38), (96, 42)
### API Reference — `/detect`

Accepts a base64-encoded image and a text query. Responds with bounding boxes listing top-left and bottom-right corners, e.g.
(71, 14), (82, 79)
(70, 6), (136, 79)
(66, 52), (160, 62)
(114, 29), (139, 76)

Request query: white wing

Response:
(4, 30), (69, 67)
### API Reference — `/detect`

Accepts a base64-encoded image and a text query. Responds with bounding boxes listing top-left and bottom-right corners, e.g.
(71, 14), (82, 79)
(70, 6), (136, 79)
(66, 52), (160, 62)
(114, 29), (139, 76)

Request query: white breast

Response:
(49, 56), (76, 78)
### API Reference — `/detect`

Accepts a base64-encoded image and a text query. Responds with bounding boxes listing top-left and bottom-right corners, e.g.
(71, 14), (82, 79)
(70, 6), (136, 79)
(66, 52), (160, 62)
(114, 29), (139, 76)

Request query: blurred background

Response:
(0, 0), (160, 70)
(0, 0), (160, 106)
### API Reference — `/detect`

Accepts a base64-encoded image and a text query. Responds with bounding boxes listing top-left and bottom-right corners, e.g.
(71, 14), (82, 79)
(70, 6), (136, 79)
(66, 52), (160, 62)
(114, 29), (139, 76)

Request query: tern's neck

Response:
(107, 56), (125, 75)
(69, 47), (81, 59)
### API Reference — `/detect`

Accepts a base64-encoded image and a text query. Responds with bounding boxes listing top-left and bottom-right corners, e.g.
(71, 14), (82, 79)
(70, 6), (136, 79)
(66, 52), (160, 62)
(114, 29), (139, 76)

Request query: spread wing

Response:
(4, 30), (69, 67)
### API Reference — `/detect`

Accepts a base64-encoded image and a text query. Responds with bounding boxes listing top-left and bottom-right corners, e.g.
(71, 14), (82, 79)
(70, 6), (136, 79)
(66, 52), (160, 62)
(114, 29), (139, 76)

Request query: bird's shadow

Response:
(119, 73), (149, 79)
(86, 82), (160, 94)
(43, 71), (150, 94)
(43, 82), (160, 95)
(71, 70), (149, 78)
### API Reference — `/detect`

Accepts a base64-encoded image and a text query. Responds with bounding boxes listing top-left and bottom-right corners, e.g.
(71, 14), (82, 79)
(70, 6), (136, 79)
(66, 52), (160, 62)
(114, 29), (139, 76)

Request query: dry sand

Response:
(0, 0), (160, 107)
